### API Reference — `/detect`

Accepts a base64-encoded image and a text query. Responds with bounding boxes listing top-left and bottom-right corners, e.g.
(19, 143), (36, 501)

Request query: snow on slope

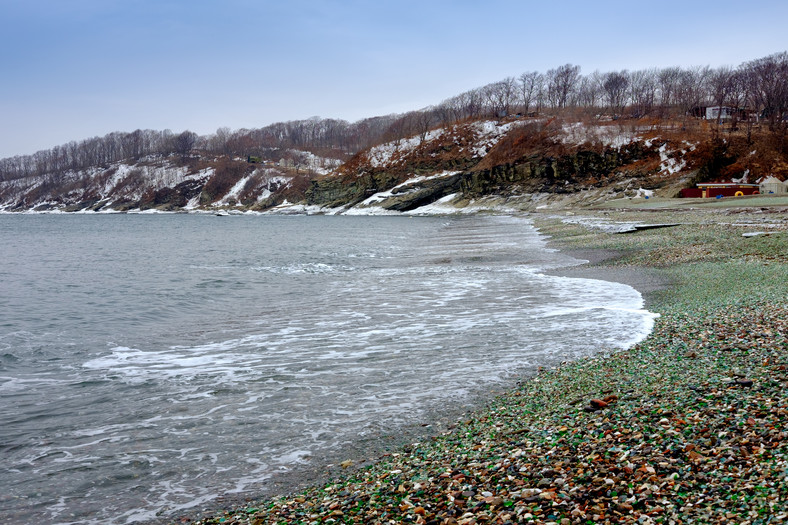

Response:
(0, 159), (215, 211)
(658, 143), (685, 175)
(356, 171), (461, 207)
(366, 129), (445, 168)
(215, 169), (292, 207)
(467, 120), (519, 157)
(559, 122), (644, 148)
(656, 141), (697, 176)
(108, 163), (211, 200)
(296, 150), (343, 174)
(363, 120), (525, 170)
(0, 154), (310, 211)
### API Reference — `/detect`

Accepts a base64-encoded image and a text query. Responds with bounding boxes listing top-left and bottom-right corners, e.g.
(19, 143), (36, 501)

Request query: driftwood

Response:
(616, 223), (680, 234)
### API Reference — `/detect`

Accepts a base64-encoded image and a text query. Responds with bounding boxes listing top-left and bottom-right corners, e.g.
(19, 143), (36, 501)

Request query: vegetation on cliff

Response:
(1, 52), (786, 213)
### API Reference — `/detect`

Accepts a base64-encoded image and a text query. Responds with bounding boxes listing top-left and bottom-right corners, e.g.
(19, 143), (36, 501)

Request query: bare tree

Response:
(657, 67), (682, 118)
(500, 76), (517, 116)
(708, 66), (737, 125)
(173, 130), (198, 156)
(454, 88), (484, 120)
(546, 64), (581, 109)
(603, 70), (630, 116)
(743, 52), (788, 130)
(629, 69), (658, 118)
(458, 90), (478, 120)
(518, 71), (543, 115)
(676, 66), (711, 124)
(414, 110), (435, 142)
(576, 71), (603, 110)
(481, 78), (516, 117)
(383, 116), (408, 149)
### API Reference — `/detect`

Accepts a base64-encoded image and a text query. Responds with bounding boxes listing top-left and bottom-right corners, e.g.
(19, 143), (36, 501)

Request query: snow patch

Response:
(264, 201), (344, 216)
(559, 123), (642, 148)
(469, 121), (517, 157)
(356, 171), (460, 207)
(296, 151), (342, 175)
(404, 193), (462, 215)
(342, 205), (401, 216)
(658, 143), (686, 175)
(216, 176), (251, 205)
(366, 129), (445, 168)
(363, 120), (524, 170)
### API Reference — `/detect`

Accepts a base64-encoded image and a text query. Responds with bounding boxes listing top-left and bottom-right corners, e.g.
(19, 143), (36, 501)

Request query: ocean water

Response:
(0, 213), (656, 524)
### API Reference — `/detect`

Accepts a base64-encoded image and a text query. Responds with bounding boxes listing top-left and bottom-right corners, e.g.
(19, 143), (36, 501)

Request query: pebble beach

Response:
(169, 203), (788, 525)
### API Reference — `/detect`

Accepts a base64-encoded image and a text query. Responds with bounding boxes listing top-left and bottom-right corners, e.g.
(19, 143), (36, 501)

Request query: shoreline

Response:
(155, 217), (663, 524)
(167, 206), (787, 525)
(542, 246), (671, 310)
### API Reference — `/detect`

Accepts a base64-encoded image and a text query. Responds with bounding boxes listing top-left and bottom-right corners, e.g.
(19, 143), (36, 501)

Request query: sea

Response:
(0, 213), (656, 524)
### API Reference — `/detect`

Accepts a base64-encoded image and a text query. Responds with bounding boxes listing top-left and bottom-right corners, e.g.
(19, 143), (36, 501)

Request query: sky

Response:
(1, 0), (787, 159)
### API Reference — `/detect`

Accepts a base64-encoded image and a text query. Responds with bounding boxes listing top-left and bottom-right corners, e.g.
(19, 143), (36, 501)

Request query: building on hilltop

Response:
(705, 106), (740, 121)
(688, 105), (750, 121)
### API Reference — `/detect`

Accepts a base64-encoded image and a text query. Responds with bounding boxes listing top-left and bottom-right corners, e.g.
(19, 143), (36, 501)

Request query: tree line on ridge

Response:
(1, 52), (785, 183)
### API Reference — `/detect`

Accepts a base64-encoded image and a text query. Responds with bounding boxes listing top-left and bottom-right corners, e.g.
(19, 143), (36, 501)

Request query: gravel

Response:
(167, 206), (788, 525)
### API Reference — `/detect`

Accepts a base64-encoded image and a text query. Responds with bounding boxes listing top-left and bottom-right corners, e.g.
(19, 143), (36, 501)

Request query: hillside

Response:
(3, 115), (784, 214)
(0, 117), (788, 214)
(3, 51), (788, 214)
(0, 149), (340, 213)
(303, 116), (788, 214)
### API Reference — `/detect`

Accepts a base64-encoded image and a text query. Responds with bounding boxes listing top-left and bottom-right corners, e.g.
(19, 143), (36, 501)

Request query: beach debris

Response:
(583, 394), (619, 412)
(616, 223), (681, 234)
(730, 378), (754, 387)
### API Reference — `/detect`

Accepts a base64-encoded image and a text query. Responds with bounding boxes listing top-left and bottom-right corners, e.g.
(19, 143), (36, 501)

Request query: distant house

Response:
(689, 105), (748, 121)
(705, 106), (736, 121)
(680, 181), (760, 198)
(759, 176), (788, 195)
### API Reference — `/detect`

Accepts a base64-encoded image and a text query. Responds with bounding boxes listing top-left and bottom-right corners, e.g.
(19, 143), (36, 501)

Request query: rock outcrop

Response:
(6, 116), (781, 213)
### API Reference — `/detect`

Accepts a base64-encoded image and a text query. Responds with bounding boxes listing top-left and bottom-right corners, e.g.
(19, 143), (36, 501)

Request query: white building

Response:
(705, 106), (736, 120)
(759, 176), (787, 195)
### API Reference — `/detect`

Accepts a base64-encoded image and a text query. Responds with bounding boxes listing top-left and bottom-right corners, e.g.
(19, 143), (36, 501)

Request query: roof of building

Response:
(697, 182), (759, 187)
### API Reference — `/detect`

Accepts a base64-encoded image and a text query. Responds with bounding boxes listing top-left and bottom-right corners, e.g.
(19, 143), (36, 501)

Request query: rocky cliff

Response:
(0, 153), (326, 213)
(2, 116), (784, 213)
(304, 119), (692, 213)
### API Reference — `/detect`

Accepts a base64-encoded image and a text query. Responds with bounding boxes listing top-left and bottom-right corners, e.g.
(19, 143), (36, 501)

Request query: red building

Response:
(680, 182), (760, 198)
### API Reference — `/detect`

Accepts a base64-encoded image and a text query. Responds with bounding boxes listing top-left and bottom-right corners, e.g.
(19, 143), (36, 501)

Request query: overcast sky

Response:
(1, 0), (786, 158)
